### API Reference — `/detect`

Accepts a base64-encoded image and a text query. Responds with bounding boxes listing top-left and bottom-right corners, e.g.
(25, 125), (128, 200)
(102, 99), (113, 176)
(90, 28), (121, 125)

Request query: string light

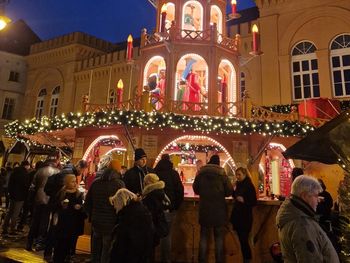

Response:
(5, 110), (316, 150)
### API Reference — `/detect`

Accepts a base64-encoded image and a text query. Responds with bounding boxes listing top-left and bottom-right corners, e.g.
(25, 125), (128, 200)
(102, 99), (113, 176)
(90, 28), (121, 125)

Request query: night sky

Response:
(6, 0), (256, 43)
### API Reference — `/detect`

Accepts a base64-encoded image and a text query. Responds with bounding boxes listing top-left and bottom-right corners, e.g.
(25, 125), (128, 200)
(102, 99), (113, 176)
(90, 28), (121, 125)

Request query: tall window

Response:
(2, 98), (15, 120)
(291, 41), (320, 100)
(49, 86), (60, 117)
(240, 72), (246, 99)
(36, 89), (47, 119)
(109, 90), (116, 104)
(330, 34), (350, 97)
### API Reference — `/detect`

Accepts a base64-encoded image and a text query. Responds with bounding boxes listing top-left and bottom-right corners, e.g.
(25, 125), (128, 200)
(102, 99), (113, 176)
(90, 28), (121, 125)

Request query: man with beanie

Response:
(193, 155), (233, 263)
(123, 148), (155, 195)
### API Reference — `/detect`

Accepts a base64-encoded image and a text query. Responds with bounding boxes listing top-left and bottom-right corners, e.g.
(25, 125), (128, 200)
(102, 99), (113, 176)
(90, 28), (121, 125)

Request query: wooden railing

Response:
(83, 97), (329, 127)
(142, 25), (239, 52)
(251, 104), (328, 126)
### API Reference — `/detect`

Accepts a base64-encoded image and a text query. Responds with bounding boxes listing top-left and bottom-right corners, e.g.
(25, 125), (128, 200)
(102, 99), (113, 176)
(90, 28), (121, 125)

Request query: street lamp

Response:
(0, 0), (11, 31)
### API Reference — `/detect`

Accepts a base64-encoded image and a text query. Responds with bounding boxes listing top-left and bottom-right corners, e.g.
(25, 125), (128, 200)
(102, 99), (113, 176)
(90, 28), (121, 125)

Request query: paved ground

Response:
(0, 233), (91, 263)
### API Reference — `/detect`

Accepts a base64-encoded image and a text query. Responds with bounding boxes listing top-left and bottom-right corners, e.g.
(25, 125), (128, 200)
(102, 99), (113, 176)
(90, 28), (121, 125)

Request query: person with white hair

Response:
(109, 188), (154, 263)
(276, 175), (339, 263)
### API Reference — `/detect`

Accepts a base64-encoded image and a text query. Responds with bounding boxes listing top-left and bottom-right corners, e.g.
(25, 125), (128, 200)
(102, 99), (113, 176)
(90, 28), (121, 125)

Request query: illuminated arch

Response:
(175, 53), (208, 100)
(210, 5), (223, 35)
(161, 2), (175, 31)
(154, 135), (236, 168)
(82, 135), (126, 160)
(218, 59), (237, 105)
(143, 56), (166, 87)
(269, 142), (295, 168)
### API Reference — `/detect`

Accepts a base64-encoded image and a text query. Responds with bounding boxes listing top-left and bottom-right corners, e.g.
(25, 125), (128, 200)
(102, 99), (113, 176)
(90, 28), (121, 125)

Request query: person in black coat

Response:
(85, 168), (125, 263)
(142, 173), (170, 249)
(52, 174), (86, 263)
(123, 148), (155, 195)
(109, 188), (154, 263)
(154, 154), (184, 263)
(2, 160), (31, 235)
(193, 155), (233, 263)
(230, 167), (257, 263)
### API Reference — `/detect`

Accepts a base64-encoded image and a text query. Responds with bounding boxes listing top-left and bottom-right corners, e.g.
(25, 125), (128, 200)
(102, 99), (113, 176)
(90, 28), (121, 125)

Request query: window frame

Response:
(49, 86), (60, 118)
(291, 41), (320, 101)
(330, 34), (350, 98)
(2, 97), (15, 120)
(35, 89), (47, 119)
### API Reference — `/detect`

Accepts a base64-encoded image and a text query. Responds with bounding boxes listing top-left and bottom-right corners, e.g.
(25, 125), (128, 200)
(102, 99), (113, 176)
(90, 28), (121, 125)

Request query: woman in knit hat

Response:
(109, 188), (154, 263)
(142, 173), (170, 254)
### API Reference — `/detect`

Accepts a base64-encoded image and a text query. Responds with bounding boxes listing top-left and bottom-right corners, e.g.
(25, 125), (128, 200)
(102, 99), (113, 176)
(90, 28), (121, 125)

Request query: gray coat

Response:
(276, 195), (339, 263)
(193, 164), (233, 227)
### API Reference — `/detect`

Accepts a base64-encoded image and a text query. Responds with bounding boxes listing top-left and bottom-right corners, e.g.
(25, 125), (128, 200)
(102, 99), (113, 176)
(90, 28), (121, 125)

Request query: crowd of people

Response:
(0, 148), (342, 263)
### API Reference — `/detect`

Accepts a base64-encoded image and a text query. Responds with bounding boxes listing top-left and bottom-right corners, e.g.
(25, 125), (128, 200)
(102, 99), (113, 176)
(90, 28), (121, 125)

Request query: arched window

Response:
(210, 5), (223, 35)
(291, 41), (320, 100)
(159, 2), (175, 32)
(109, 90), (117, 104)
(35, 88), (47, 119)
(182, 1), (203, 33)
(240, 72), (246, 99)
(49, 86), (60, 118)
(330, 34), (350, 97)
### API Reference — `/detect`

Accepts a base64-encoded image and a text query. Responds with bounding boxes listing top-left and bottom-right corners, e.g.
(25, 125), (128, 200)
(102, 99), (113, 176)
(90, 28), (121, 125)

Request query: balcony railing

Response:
(142, 24), (239, 53)
(82, 95), (329, 127)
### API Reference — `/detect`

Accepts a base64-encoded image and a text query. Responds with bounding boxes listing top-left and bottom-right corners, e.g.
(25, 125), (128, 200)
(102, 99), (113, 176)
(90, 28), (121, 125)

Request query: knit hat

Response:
(109, 159), (121, 173)
(144, 173), (159, 186)
(134, 148), (147, 161)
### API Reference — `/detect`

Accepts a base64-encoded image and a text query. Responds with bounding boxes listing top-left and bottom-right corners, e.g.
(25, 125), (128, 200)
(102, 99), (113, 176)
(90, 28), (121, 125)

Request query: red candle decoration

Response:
(252, 24), (259, 53)
(160, 4), (167, 33)
(117, 79), (124, 105)
(231, 0), (237, 15)
(126, 34), (133, 60)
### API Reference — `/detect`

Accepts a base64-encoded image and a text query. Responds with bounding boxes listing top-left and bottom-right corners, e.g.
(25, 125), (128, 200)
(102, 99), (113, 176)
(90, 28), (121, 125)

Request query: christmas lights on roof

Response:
(5, 109), (315, 143)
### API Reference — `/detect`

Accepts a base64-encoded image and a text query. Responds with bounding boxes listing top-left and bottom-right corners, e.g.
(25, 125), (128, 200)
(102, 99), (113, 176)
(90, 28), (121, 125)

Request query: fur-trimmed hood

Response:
(142, 181), (165, 196)
(198, 164), (225, 177)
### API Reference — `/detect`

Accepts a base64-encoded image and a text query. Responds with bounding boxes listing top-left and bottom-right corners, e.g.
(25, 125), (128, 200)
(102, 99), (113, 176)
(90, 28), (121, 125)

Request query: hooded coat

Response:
(142, 180), (170, 245)
(154, 159), (184, 211)
(276, 195), (339, 263)
(110, 200), (154, 263)
(193, 164), (233, 227)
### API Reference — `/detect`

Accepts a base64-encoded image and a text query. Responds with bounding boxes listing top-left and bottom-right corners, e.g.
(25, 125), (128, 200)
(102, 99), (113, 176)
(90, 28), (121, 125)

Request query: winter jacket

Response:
(110, 200), (154, 263)
(193, 164), (233, 227)
(85, 169), (125, 234)
(142, 181), (170, 245)
(276, 195), (339, 263)
(230, 176), (257, 232)
(54, 190), (86, 237)
(123, 165), (155, 194)
(154, 159), (184, 211)
(8, 166), (31, 201)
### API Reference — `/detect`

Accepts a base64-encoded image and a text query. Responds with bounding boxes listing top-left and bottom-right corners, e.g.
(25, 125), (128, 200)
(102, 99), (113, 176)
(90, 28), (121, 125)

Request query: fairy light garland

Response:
(5, 110), (315, 145)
